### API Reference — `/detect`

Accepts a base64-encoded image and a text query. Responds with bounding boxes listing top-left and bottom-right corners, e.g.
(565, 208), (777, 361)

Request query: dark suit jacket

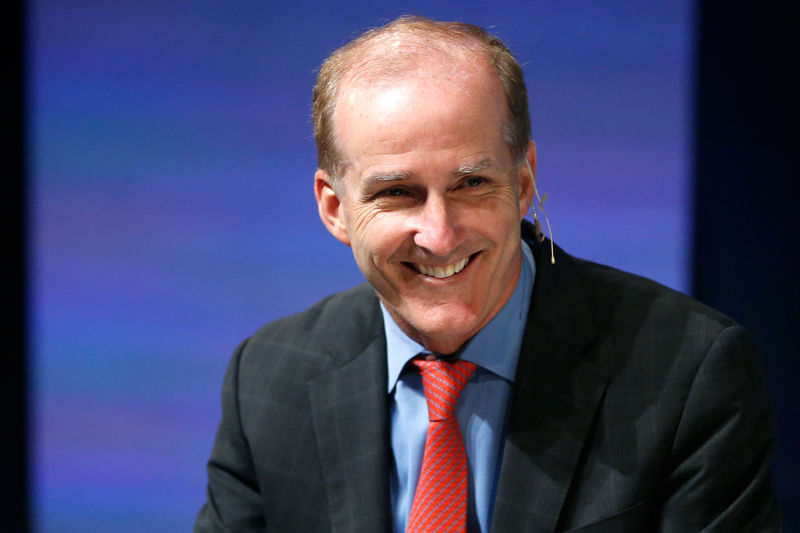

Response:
(196, 222), (780, 532)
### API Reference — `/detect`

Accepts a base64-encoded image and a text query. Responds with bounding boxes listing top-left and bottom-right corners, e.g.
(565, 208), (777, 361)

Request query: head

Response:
(313, 16), (536, 354)
(313, 15), (531, 192)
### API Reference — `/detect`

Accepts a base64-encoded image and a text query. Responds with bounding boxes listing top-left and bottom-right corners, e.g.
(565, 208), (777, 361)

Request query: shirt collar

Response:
(383, 240), (535, 393)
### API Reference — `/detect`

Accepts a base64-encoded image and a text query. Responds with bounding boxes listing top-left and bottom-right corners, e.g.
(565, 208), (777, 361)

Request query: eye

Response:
(465, 176), (485, 188)
(372, 186), (411, 200)
(385, 187), (406, 197)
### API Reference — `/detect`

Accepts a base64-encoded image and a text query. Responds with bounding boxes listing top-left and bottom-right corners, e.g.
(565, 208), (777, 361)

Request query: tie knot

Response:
(413, 358), (477, 421)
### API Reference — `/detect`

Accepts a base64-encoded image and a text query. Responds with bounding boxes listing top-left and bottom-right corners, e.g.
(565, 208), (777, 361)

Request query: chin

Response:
(401, 304), (483, 353)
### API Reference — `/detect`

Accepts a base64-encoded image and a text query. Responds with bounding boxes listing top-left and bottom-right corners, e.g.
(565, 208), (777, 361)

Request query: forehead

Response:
(333, 59), (510, 174)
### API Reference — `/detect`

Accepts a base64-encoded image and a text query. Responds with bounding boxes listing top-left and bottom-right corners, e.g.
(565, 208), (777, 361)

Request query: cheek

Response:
(346, 211), (395, 259)
(344, 200), (384, 236)
(467, 194), (523, 227)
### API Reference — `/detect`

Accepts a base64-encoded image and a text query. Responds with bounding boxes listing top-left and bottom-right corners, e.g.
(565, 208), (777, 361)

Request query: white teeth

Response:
(415, 256), (470, 279)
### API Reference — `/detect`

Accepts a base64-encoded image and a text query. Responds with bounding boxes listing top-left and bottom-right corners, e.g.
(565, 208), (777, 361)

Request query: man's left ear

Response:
(518, 140), (537, 218)
(314, 169), (351, 247)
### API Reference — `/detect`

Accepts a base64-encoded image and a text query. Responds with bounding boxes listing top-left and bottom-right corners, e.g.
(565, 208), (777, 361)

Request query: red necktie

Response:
(407, 358), (477, 533)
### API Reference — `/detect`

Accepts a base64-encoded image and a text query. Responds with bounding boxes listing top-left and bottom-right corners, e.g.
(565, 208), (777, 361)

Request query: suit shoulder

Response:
(525, 229), (736, 336)
(238, 283), (382, 369)
(531, 242), (749, 378)
(572, 256), (737, 332)
(559, 256), (758, 389)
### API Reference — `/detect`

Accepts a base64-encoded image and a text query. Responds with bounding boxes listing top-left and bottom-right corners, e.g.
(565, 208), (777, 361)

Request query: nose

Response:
(412, 194), (461, 257)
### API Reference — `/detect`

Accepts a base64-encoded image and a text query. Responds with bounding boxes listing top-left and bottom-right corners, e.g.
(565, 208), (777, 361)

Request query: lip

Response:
(403, 252), (479, 280)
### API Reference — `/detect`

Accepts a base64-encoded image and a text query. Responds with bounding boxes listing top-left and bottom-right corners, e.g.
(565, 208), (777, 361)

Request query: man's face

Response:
(316, 62), (534, 354)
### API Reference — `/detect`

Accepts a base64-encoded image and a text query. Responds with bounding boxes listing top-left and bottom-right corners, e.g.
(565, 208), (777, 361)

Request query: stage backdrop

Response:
(30, 1), (692, 531)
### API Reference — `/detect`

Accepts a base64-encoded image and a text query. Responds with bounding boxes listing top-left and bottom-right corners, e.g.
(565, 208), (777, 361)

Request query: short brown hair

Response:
(312, 15), (531, 189)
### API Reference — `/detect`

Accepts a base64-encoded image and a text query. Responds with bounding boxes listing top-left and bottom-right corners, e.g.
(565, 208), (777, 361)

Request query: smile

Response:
(410, 256), (471, 279)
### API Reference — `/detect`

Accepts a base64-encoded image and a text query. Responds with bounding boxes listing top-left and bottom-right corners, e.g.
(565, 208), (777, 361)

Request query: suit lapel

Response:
(492, 230), (610, 533)
(308, 330), (392, 533)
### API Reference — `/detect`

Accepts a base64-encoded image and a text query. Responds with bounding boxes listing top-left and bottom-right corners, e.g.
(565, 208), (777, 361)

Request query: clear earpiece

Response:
(525, 157), (555, 264)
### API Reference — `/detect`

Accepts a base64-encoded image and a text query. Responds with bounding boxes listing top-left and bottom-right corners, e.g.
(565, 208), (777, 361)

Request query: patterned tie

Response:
(407, 357), (477, 533)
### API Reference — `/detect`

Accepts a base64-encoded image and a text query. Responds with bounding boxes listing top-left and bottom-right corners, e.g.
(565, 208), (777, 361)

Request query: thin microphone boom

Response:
(525, 157), (555, 264)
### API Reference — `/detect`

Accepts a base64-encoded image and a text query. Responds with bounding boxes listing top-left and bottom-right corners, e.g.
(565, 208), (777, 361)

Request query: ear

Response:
(315, 169), (351, 247)
(517, 140), (537, 219)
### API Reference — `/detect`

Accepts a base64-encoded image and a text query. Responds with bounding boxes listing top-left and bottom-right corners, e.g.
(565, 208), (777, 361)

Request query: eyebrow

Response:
(361, 159), (500, 185)
(362, 170), (412, 184)
(453, 159), (498, 176)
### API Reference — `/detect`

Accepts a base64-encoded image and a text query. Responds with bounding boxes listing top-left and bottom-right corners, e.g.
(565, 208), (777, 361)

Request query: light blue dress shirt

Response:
(383, 241), (535, 533)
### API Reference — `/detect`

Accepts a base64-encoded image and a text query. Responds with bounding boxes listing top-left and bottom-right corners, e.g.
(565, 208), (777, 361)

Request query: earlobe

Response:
(315, 169), (351, 247)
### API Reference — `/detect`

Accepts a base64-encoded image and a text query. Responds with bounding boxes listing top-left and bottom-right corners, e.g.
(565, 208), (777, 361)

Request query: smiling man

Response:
(196, 16), (780, 533)
(315, 43), (533, 356)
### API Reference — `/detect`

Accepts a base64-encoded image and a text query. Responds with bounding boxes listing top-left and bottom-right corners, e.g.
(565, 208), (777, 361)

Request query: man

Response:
(196, 16), (780, 532)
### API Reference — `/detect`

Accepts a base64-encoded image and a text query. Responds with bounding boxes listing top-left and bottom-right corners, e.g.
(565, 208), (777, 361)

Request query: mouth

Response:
(404, 253), (477, 280)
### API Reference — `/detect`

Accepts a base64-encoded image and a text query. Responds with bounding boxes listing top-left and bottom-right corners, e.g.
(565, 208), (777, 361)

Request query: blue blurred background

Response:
(22, 1), (796, 531)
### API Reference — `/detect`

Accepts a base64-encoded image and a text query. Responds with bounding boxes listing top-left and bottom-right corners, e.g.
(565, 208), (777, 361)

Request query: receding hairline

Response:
(336, 24), (493, 88)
